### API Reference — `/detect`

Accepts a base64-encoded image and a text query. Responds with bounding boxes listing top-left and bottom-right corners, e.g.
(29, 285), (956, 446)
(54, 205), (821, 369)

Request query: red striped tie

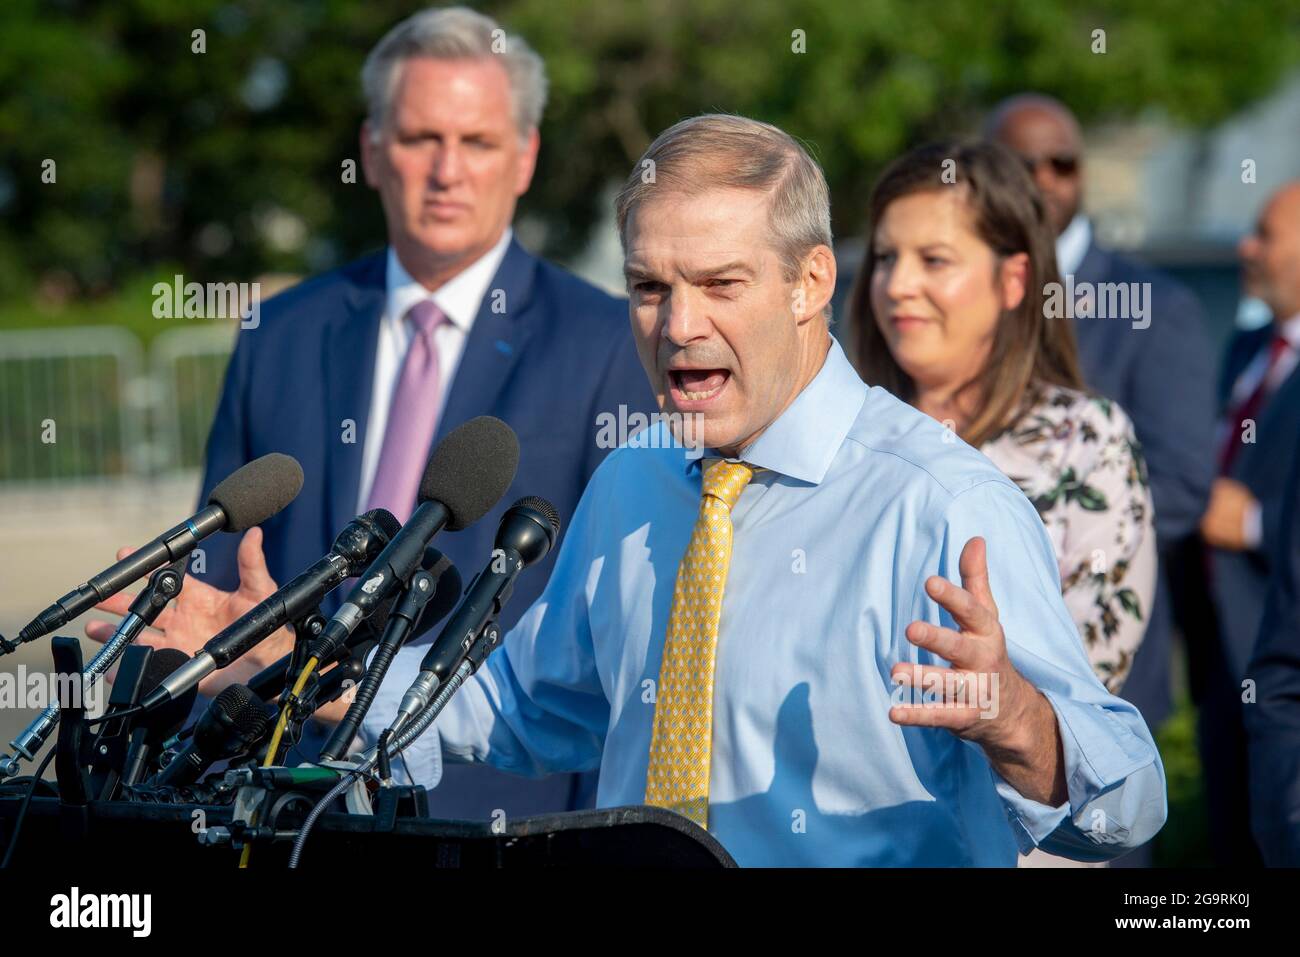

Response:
(1218, 334), (1290, 476)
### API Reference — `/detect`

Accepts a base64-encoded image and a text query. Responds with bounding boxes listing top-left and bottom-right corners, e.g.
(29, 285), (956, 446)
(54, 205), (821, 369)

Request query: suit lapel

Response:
(323, 251), (387, 536)
(433, 238), (539, 444)
(1068, 240), (1110, 365)
(1258, 357), (1300, 434)
(1222, 325), (1274, 407)
(1071, 239), (1109, 288)
(1229, 328), (1298, 479)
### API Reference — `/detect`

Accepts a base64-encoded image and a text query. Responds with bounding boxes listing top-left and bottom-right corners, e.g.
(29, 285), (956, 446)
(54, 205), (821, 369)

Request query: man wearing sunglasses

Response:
(987, 94), (1217, 867)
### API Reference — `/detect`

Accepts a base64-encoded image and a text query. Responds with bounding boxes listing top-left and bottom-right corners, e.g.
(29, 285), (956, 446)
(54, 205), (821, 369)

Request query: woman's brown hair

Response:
(845, 139), (1085, 447)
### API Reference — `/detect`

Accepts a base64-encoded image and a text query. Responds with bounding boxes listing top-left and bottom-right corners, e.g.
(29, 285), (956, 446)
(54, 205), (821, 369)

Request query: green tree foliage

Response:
(1, 0), (1297, 302)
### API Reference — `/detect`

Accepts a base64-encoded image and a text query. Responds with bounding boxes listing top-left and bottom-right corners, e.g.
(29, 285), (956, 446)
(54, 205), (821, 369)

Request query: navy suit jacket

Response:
(1071, 241), (1217, 728)
(1244, 432), (1300, 865)
(197, 238), (656, 819)
(1212, 323), (1300, 681)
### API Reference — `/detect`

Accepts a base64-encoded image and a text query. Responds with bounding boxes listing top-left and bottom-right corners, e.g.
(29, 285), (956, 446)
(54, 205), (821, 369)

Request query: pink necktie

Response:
(366, 300), (448, 522)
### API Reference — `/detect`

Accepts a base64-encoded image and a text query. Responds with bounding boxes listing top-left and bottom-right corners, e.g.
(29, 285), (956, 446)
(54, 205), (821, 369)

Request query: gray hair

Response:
(362, 6), (548, 141)
(615, 114), (833, 285)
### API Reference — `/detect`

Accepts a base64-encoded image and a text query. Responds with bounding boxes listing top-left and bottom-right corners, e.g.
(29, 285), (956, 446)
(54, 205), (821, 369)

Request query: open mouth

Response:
(668, 368), (731, 404)
(423, 199), (467, 215)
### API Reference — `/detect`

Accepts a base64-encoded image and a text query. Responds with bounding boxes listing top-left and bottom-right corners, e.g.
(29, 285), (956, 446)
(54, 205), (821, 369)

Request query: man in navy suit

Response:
(1200, 181), (1300, 864)
(1245, 435), (1300, 867)
(88, 7), (654, 820)
(988, 103), (1217, 714)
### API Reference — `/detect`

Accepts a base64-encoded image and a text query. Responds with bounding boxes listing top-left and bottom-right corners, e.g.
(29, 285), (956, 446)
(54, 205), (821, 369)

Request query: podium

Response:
(0, 796), (736, 868)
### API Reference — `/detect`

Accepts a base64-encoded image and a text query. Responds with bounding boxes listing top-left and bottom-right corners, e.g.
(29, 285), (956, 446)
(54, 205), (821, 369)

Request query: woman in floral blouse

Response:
(845, 140), (1155, 697)
(981, 386), (1155, 692)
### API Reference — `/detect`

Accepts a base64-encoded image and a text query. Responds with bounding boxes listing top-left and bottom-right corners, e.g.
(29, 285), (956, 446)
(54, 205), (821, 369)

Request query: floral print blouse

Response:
(980, 384), (1156, 693)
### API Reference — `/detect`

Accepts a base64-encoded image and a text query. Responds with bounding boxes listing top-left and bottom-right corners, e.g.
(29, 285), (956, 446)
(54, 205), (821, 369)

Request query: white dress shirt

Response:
(356, 228), (514, 511)
(1055, 214), (1092, 277)
(1225, 311), (1300, 411)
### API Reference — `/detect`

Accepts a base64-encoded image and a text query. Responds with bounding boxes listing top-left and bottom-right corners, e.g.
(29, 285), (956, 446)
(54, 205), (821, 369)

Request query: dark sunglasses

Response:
(1021, 154), (1079, 177)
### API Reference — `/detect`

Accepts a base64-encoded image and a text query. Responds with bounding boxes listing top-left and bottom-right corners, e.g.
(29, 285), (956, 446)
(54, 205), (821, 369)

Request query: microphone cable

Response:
(238, 655), (321, 869)
(0, 746), (58, 869)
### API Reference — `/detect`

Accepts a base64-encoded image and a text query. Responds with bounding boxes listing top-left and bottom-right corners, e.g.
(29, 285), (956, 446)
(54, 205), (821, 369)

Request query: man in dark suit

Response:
(1201, 181), (1300, 864)
(988, 100), (1217, 718)
(1244, 435), (1300, 867)
(87, 7), (654, 820)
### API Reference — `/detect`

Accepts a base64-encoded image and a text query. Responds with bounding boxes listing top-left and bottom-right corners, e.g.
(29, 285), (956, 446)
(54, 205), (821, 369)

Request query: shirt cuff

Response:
(1242, 499), (1263, 549)
(990, 688), (1153, 853)
(391, 721), (444, 789)
(355, 649), (445, 789)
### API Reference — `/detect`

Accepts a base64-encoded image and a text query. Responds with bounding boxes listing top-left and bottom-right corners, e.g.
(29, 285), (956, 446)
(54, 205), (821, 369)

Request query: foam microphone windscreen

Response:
(419, 416), (520, 531)
(141, 648), (191, 688)
(208, 453), (305, 532)
(139, 648), (198, 740)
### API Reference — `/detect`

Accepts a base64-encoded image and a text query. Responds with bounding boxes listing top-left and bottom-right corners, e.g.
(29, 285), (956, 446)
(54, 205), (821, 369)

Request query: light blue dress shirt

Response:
(358, 338), (1166, 866)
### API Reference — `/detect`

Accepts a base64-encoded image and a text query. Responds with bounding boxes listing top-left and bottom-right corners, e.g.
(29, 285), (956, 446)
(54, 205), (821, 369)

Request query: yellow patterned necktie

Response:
(644, 458), (755, 828)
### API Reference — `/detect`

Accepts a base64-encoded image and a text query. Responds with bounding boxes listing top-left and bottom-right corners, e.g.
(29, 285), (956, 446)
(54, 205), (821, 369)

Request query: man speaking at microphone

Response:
(356, 114), (1167, 866)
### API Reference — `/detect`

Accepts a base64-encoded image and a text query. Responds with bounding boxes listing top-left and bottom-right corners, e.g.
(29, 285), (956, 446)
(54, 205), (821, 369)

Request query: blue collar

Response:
(687, 337), (868, 485)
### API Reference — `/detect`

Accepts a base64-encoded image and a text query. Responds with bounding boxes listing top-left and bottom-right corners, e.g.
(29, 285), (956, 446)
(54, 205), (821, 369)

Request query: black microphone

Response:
(313, 656), (367, 710)
(306, 416), (519, 665)
(117, 649), (199, 790)
(317, 549), (462, 761)
(88, 647), (198, 796)
(403, 549), (463, 643)
(141, 509), (401, 711)
(246, 591), (400, 703)
(247, 546), (461, 703)
(150, 685), (272, 788)
(9, 453), (304, 653)
(388, 497), (559, 732)
(3, 558), (188, 778)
